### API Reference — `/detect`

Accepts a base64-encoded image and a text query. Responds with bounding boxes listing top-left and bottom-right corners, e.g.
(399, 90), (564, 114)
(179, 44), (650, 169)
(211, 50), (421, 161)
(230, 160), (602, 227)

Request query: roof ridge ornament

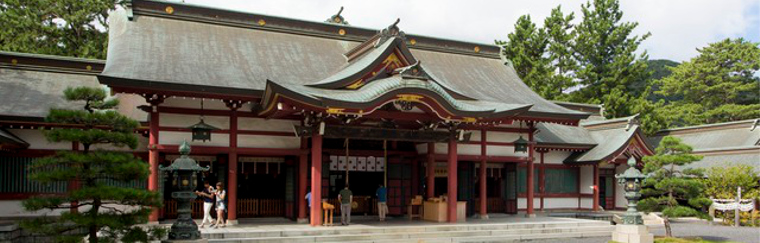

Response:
(325, 6), (348, 25)
(377, 18), (405, 47)
(498, 46), (514, 67)
(625, 114), (641, 131)
(397, 61), (432, 81)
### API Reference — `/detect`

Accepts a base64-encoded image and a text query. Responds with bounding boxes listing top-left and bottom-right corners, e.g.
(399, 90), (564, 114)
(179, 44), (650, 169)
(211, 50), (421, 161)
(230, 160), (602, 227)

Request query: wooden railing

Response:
(162, 199), (205, 219)
(473, 198), (507, 213)
(163, 198), (286, 219)
(237, 198), (285, 217)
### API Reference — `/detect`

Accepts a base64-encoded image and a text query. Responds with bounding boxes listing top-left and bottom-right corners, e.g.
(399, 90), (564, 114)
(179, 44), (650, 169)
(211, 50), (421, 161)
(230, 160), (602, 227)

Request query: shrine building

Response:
(0, 0), (659, 225)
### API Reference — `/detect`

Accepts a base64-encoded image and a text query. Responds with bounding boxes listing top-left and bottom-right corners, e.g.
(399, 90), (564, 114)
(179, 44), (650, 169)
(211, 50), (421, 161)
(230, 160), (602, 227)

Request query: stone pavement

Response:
(529, 220), (760, 243)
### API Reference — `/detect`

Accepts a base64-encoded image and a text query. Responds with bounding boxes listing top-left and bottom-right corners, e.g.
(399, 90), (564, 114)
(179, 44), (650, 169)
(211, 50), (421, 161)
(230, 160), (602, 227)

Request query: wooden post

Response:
(426, 142), (435, 199)
(479, 129), (488, 219)
(227, 109), (238, 224)
(593, 163), (600, 211)
(447, 135), (458, 223)
(148, 104), (160, 222)
(735, 186), (741, 227)
(526, 123), (536, 217)
(297, 137), (308, 222)
(539, 151), (545, 211)
(310, 132), (323, 226)
(69, 142), (79, 214)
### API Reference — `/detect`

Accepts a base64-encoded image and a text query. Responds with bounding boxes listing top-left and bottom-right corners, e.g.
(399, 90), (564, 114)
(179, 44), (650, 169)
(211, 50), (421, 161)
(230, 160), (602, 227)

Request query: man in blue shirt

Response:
(376, 184), (388, 221)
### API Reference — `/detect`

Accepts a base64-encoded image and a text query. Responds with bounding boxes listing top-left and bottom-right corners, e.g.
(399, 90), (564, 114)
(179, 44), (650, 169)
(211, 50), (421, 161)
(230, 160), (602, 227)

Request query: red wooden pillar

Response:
(593, 163), (600, 211)
(227, 108), (239, 224)
(309, 132), (323, 226)
(69, 142), (79, 214)
(479, 129), (488, 218)
(526, 123), (535, 217)
(148, 104), (160, 222)
(426, 142), (435, 199)
(447, 135), (458, 223)
(298, 137), (308, 223)
(539, 151), (545, 211)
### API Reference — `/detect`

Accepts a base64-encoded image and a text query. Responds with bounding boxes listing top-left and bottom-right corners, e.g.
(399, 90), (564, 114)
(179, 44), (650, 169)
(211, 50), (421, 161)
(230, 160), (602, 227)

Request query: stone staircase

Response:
(202, 220), (613, 243)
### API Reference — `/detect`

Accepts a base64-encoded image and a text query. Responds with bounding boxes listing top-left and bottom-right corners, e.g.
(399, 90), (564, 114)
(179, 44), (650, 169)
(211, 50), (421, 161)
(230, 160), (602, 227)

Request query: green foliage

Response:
(702, 165), (759, 200)
(541, 6), (577, 101)
(496, 0), (670, 134)
(657, 38), (760, 126)
(639, 136), (711, 220)
(496, 6), (576, 101)
(22, 86), (162, 243)
(496, 15), (551, 98)
(570, 0), (651, 119)
(628, 59), (680, 102)
(0, 0), (118, 59)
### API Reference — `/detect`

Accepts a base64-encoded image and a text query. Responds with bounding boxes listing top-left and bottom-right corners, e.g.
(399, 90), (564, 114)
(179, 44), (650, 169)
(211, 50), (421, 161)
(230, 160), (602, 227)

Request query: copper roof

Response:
(100, 1), (590, 121)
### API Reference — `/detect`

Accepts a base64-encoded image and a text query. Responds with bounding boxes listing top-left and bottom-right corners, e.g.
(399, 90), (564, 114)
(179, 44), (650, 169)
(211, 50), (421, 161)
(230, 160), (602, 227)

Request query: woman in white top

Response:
(214, 182), (227, 228)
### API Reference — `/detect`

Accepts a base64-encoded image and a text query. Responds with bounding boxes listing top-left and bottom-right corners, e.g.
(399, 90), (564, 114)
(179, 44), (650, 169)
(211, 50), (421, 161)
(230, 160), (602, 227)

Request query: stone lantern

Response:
(612, 157), (653, 243)
(159, 141), (209, 241)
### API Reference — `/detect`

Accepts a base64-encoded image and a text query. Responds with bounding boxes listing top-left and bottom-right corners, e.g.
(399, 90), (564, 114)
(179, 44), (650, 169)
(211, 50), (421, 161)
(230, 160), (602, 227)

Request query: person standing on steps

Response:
(338, 185), (353, 225)
(214, 182), (227, 228)
(195, 181), (216, 228)
(376, 184), (388, 221)
(305, 187), (311, 223)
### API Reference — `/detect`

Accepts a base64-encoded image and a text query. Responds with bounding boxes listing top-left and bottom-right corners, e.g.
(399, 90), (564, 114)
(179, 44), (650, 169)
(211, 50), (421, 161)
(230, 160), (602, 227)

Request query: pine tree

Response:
(657, 38), (760, 126)
(496, 15), (551, 97)
(638, 136), (711, 237)
(21, 87), (164, 243)
(570, 0), (651, 118)
(542, 6), (576, 100)
(0, 0), (117, 59)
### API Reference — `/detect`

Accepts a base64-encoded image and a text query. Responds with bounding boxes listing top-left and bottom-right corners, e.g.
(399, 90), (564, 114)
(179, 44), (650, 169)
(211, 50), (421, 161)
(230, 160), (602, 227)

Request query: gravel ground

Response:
(525, 221), (760, 243)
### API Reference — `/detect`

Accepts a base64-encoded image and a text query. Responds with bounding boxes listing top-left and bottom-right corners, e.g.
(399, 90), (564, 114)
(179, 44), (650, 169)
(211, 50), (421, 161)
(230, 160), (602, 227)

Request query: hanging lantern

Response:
(513, 135), (528, 153)
(189, 99), (218, 142)
(513, 121), (529, 153)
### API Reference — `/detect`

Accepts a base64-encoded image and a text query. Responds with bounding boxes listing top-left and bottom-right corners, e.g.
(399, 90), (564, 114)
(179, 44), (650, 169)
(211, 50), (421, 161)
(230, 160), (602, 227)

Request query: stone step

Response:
(203, 221), (610, 239)
(206, 225), (615, 243)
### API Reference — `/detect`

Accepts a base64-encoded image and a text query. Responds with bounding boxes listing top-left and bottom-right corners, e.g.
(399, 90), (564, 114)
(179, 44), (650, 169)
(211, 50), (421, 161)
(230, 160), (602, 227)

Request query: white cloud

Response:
(183, 0), (759, 62)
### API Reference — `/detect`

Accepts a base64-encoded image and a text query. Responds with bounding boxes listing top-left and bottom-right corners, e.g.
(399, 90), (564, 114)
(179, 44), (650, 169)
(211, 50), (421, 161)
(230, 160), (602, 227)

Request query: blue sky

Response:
(183, 0), (759, 62)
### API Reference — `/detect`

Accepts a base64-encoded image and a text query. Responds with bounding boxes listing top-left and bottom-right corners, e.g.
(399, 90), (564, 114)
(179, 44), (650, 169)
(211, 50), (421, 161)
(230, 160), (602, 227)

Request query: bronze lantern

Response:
(189, 99), (218, 142)
(189, 119), (218, 142)
(513, 135), (529, 153)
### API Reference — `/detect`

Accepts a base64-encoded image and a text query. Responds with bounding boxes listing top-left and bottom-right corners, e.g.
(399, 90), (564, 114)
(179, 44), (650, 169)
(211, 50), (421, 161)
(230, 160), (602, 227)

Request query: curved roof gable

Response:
(100, 1), (590, 122)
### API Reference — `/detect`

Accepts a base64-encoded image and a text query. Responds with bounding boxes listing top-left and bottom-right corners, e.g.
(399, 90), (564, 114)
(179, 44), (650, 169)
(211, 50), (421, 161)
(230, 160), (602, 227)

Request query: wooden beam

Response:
(295, 125), (453, 142)
(433, 154), (529, 163)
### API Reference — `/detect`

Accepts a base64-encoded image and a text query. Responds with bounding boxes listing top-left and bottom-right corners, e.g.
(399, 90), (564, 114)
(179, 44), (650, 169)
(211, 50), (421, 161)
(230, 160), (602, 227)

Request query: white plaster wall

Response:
(580, 165), (594, 194)
(517, 198), (541, 210)
(161, 97), (230, 110)
(485, 131), (521, 143)
(540, 151), (572, 164)
(615, 164), (628, 209)
(0, 200), (64, 217)
(238, 117), (296, 132)
(159, 131), (229, 147)
(580, 198), (593, 209)
(543, 198), (580, 209)
(238, 135), (300, 149)
(160, 113), (229, 129)
(9, 129), (69, 150)
(91, 135), (149, 152)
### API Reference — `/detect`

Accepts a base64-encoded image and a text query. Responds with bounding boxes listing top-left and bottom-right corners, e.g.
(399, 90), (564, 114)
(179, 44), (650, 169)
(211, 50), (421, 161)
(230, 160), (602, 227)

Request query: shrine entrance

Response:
(236, 157), (291, 218)
(322, 138), (419, 216)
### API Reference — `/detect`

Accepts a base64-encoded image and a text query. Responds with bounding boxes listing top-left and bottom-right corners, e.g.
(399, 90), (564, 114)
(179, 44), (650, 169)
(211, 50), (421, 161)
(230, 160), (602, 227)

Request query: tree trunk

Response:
(663, 216), (672, 237)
